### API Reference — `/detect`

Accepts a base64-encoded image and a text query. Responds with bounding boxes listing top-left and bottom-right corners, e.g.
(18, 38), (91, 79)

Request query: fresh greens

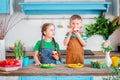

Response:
(14, 40), (26, 59)
(85, 13), (120, 40)
(102, 66), (120, 80)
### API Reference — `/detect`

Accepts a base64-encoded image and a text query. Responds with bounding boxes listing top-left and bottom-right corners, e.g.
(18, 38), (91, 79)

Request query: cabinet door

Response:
(0, 0), (10, 13)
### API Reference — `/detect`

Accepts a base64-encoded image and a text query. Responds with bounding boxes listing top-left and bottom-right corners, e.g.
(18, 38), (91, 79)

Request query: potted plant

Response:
(14, 40), (26, 60)
(0, 13), (22, 61)
(14, 40), (29, 67)
(85, 13), (120, 40)
(101, 40), (113, 67)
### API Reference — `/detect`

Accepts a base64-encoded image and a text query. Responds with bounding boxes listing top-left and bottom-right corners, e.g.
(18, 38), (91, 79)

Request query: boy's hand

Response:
(72, 27), (79, 32)
(68, 30), (72, 36)
(73, 31), (81, 38)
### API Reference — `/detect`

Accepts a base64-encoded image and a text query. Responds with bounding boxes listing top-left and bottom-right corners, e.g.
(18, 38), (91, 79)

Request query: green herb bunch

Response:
(110, 66), (120, 80)
(85, 13), (120, 40)
(102, 66), (120, 80)
(14, 40), (26, 59)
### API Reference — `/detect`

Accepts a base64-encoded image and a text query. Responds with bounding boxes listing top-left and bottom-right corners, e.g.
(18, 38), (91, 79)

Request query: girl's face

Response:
(44, 25), (55, 38)
(70, 19), (82, 29)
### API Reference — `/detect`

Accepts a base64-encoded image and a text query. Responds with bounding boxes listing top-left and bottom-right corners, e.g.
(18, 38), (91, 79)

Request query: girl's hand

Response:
(52, 51), (59, 60)
(34, 62), (41, 66)
(52, 55), (59, 60)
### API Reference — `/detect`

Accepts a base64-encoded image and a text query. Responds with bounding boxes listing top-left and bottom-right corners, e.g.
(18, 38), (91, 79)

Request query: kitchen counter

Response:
(0, 64), (113, 76)
(2, 51), (119, 76)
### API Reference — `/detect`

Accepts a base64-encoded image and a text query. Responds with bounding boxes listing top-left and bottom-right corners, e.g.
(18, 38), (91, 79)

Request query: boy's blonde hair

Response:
(70, 15), (82, 21)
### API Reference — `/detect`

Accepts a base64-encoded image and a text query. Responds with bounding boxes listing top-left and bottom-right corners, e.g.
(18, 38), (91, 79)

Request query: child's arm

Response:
(34, 51), (41, 65)
(74, 32), (87, 46)
(64, 31), (72, 46)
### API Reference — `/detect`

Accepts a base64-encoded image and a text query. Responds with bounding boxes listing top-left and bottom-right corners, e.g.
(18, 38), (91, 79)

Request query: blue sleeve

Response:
(56, 60), (62, 64)
(65, 33), (68, 38)
(82, 32), (87, 42)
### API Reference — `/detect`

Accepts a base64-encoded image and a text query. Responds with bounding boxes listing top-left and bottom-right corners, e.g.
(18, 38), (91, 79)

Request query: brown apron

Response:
(66, 33), (84, 64)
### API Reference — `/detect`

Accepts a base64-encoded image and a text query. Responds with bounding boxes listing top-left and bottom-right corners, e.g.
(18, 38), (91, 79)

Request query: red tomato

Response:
(8, 60), (14, 65)
(1, 60), (8, 66)
(14, 60), (20, 66)
(7, 58), (14, 62)
(7, 58), (15, 65)
(0, 58), (22, 67)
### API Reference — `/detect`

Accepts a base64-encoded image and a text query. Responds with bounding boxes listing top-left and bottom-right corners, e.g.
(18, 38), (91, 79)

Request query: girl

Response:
(64, 15), (87, 64)
(34, 23), (61, 65)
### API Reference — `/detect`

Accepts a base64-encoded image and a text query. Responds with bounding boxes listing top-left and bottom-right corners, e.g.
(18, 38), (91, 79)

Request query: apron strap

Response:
(52, 41), (57, 51)
(40, 40), (44, 53)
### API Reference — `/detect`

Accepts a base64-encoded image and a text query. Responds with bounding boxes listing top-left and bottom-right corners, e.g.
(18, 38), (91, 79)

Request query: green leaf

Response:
(85, 13), (120, 38)
(14, 40), (26, 59)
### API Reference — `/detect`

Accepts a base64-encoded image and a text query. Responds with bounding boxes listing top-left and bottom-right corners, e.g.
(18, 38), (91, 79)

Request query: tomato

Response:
(7, 58), (14, 62)
(0, 60), (8, 66)
(14, 60), (20, 66)
(0, 58), (21, 67)
(7, 58), (15, 65)
(8, 60), (14, 65)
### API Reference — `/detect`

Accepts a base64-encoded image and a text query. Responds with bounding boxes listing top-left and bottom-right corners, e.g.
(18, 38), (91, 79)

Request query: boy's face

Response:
(70, 19), (82, 29)
(44, 25), (55, 38)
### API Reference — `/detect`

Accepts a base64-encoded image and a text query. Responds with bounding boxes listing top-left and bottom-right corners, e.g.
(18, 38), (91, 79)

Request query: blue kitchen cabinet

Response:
(19, 76), (93, 80)
(0, 0), (10, 13)
(19, 2), (111, 15)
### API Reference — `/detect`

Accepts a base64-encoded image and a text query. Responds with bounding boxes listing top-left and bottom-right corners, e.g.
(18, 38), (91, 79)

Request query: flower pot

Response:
(17, 59), (23, 68)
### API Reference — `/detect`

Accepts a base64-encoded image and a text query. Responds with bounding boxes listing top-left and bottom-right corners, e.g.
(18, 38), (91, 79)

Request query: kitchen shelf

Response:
(19, 2), (111, 15)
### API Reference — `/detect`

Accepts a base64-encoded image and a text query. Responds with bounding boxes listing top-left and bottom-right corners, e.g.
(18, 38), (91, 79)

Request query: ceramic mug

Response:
(112, 56), (119, 67)
(23, 57), (29, 67)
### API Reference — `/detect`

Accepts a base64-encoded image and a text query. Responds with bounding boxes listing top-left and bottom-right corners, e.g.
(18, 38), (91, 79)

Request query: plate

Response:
(0, 66), (20, 71)
(40, 64), (56, 69)
(67, 64), (84, 69)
